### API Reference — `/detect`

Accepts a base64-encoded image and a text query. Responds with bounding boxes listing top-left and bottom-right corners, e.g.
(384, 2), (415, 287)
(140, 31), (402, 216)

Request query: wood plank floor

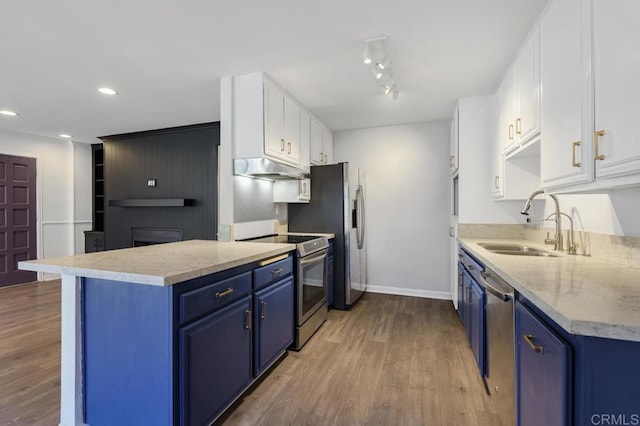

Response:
(0, 280), (60, 426)
(0, 282), (501, 426)
(220, 293), (501, 426)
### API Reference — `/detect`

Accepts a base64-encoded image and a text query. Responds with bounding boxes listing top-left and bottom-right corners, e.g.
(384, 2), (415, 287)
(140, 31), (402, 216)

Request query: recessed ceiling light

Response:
(59, 134), (72, 139)
(98, 87), (118, 95)
(0, 109), (19, 117)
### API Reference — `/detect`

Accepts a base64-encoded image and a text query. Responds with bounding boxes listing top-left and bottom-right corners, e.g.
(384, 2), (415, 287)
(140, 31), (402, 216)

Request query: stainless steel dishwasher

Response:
(480, 269), (515, 426)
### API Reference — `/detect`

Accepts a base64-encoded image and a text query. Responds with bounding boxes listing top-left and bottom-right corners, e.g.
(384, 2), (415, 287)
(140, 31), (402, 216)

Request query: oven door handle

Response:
(299, 250), (328, 267)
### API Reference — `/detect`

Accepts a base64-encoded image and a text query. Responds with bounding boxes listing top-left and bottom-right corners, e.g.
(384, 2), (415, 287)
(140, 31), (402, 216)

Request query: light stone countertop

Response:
(18, 240), (295, 286)
(459, 238), (640, 342)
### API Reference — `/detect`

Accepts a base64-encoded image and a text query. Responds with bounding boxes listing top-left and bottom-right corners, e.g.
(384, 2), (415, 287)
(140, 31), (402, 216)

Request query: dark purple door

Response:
(0, 154), (37, 286)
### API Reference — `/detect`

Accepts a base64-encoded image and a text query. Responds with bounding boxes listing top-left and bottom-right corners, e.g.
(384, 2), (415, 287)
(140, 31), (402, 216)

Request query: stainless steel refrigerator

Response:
(288, 162), (367, 310)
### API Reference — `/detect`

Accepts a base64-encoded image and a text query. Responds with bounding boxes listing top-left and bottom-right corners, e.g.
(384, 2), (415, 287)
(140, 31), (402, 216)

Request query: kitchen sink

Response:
(478, 243), (559, 257)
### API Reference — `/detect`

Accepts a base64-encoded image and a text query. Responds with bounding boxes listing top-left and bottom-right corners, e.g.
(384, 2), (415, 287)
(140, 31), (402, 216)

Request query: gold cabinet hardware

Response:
(594, 130), (605, 160)
(260, 301), (267, 320)
(516, 118), (522, 135)
(494, 176), (500, 190)
(258, 254), (288, 266)
(523, 334), (544, 354)
(280, 138), (285, 151)
(245, 309), (252, 330)
(508, 124), (514, 140)
(271, 268), (283, 279)
(287, 142), (292, 154)
(215, 287), (234, 298)
(572, 141), (582, 167)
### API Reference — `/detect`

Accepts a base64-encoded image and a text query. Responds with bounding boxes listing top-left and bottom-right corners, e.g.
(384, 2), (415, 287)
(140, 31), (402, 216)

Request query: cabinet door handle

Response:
(494, 176), (500, 189)
(324, 154), (328, 163)
(449, 155), (455, 167)
(594, 130), (605, 161)
(245, 309), (252, 330)
(523, 334), (544, 354)
(271, 268), (282, 279)
(287, 142), (292, 154)
(508, 124), (514, 140)
(516, 118), (522, 135)
(466, 264), (474, 270)
(301, 182), (306, 194)
(281, 138), (285, 151)
(215, 288), (234, 298)
(320, 152), (324, 162)
(260, 301), (267, 320)
(572, 141), (582, 167)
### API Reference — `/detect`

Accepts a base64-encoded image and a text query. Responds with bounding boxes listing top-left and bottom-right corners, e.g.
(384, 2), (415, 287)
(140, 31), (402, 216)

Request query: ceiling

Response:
(0, 0), (549, 143)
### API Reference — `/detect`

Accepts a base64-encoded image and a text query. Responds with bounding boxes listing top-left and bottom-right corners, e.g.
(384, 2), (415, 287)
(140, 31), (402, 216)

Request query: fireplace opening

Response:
(132, 228), (183, 247)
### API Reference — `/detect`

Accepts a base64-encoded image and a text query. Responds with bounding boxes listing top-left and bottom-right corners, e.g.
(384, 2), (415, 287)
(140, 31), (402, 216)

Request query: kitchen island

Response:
(19, 240), (296, 426)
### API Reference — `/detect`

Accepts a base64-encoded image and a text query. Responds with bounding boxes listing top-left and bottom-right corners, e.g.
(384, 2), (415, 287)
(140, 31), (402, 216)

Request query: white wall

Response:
(334, 122), (451, 299)
(0, 128), (92, 280)
(533, 188), (640, 238)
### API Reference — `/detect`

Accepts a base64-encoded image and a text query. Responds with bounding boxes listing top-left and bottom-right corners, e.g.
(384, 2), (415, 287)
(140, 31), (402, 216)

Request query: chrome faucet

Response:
(521, 189), (563, 251)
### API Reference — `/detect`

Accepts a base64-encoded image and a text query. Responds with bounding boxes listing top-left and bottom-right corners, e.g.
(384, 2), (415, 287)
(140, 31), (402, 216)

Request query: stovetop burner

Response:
(246, 234), (329, 257)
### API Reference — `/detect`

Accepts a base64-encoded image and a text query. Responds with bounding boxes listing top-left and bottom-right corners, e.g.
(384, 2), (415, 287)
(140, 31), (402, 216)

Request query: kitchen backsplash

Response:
(459, 223), (640, 270)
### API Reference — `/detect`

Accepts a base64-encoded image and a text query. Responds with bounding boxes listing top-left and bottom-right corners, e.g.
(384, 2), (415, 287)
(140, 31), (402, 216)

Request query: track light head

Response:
(363, 44), (372, 65)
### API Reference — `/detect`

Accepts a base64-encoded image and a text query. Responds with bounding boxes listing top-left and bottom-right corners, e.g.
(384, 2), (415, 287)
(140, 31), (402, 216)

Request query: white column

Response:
(218, 76), (235, 241)
(59, 275), (85, 426)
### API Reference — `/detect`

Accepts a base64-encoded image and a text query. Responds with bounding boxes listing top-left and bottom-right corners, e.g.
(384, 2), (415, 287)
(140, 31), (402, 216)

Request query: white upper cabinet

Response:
(263, 78), (300, 166)
(490, 93), (504, 198)
(496, 29), (540, 156)
(498, 66), (518, 153)
(540, 0), (591, 189)
(310, 119), (323, 165)
(450, 107), (459, 175)
(263, 78), (288, 162)
(516, 27), (541, 144)
(593, 0), (640, 181)
(322, 127), (333, 165)
(299, 110), (311, 173)
(233, 72), (333, 171)
(310, 119), (333, 165)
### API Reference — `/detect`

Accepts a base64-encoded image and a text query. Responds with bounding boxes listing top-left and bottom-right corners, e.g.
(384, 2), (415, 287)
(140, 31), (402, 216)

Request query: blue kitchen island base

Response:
(82, 256), (294, 426)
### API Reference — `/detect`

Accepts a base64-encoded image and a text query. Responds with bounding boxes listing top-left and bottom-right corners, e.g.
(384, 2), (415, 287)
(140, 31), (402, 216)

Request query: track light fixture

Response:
(363, 36), (399, 100)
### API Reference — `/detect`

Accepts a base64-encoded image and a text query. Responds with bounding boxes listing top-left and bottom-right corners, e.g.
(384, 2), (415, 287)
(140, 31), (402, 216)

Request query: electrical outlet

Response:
(147, 179), (156, 187)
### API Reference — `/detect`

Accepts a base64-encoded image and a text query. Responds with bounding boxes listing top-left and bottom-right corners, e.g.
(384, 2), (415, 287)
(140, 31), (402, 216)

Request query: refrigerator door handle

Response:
(356, 185), (365, 249)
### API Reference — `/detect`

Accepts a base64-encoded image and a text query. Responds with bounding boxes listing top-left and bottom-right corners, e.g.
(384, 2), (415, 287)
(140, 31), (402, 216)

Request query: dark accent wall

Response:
(101, 123), (219, 250)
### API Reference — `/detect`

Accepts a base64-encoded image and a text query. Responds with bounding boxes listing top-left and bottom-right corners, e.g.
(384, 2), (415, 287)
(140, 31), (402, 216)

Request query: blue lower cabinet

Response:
(457, 262), (465, 321)
(180, 296), (253, 426)
(253, 277), (294, 376)
(469, 278), (486, 376)
(516, 300), (571, 426)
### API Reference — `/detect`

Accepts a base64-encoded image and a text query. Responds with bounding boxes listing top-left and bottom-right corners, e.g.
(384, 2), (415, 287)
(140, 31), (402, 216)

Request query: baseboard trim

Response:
(365, 285), (452, 300)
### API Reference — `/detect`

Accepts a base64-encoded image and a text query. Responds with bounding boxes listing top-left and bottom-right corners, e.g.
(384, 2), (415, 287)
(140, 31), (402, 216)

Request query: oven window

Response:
(301, 256), (326, 315)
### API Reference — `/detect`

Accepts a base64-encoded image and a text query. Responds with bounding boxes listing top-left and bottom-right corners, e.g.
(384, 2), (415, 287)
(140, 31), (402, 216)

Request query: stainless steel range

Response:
(248, 234), (329, 350)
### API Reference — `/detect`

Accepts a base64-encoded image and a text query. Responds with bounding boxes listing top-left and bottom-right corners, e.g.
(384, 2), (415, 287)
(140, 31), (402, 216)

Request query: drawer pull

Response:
(523, 334), (544, 354)
(467, 264), (475, 270)
(261, 300), (267, 320)
(258, 254), (288, 267)
(215, 288), (234, 298)
(245, 309), (252, 330)
(271, 268), (283, 278)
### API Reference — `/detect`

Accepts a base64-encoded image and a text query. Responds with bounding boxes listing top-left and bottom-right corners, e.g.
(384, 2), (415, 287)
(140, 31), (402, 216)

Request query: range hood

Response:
(234, 158), (309, 180)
